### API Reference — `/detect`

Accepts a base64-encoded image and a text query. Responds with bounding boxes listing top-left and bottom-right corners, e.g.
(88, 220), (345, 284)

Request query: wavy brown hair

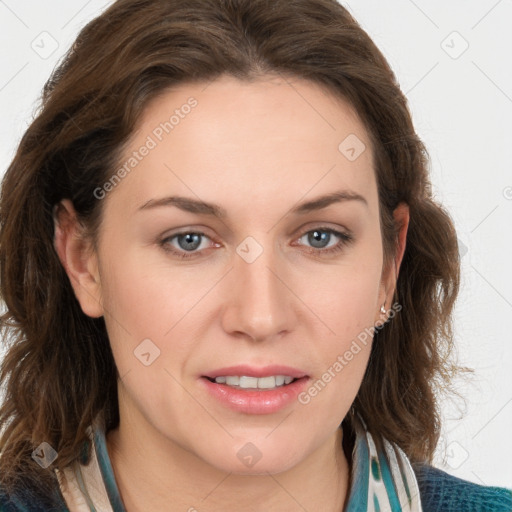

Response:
(0, 0), (462, 499)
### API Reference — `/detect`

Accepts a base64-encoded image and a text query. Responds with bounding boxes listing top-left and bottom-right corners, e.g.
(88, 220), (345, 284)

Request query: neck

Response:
(106, 415), (350, 512)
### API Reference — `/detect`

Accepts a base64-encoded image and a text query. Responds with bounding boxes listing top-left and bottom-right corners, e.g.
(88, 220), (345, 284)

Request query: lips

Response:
(199, 364), (311, 413)
(200, 374), (310, 414)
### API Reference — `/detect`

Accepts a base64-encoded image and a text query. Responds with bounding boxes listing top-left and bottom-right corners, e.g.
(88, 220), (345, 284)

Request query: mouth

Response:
(200, 365), (310, 414)
(203, 375), (304, 390)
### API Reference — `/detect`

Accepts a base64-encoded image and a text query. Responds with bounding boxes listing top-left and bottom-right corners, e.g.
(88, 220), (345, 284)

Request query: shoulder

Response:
(0, 480), (68, 512)
(412, 462), (512, 512)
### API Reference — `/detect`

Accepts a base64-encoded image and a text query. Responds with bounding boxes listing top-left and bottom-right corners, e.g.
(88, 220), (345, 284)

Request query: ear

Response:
(53, 199), (104, 318)
(375, 202), (409, 323)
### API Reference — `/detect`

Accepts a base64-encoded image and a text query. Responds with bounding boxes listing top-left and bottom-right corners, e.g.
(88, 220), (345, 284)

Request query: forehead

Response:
(106, 74), (378, 220)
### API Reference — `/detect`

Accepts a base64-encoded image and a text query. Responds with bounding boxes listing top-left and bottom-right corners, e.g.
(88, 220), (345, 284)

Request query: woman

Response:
(0, 0), (510, 510)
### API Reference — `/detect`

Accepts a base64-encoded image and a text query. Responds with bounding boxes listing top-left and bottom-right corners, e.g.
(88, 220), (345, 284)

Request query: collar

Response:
(55, 413), (423, 512)
(345, 414), (423, 511)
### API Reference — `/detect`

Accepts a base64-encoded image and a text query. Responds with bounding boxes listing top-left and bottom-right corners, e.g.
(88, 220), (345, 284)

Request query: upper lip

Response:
(202, 365), (308, 379)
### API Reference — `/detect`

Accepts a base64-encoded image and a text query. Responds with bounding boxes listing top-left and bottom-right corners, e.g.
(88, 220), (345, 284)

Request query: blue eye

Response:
(160, 227), (353, 260)
(160, 231), (212, 258)
(296, 228), (353, 256)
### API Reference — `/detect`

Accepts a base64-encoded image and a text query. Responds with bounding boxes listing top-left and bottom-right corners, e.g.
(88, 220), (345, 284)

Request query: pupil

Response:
(310, 230), (328, 248)
(179, 233), (201, 251)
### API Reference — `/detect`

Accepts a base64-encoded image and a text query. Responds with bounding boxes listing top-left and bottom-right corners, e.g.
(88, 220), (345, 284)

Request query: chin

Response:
(199, 440), (304, 476)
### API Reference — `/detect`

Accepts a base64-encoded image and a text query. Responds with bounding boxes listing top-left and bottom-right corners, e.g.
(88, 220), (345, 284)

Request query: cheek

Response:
(297, 251), (382, 408)
(312, 270), (380, 320)
(303, 252), (383, 337)
(318, 276), (379, 369)
(95, 243), (176, 368)
(296, 275), (379, 425)
(96, 242), (224, 386)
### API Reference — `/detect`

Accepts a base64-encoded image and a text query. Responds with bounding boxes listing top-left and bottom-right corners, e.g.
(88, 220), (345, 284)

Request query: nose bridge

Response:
(223, 233), (292, 340)
(237, 233), (282, 310)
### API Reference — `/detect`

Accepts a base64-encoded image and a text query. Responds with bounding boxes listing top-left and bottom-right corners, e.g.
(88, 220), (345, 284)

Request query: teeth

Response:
(258, 376), (277, 388)
(213, 375), (297, 389)
(240, 376), (258, 388)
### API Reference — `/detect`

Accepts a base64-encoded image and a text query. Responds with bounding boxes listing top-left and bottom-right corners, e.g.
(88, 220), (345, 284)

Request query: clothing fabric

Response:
(1, 413), (511, 511)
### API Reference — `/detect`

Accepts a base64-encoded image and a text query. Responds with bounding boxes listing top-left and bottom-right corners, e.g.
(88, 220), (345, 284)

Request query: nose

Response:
(220, 236), (296, 343)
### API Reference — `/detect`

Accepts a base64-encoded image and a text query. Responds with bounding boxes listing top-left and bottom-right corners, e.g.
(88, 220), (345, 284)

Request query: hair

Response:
(0, 0), (463, 499)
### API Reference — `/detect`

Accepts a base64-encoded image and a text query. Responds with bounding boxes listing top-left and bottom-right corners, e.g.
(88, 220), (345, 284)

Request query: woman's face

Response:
(71, 74), (403, 474)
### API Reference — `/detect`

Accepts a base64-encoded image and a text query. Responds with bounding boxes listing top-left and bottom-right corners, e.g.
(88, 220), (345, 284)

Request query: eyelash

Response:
(159, 227), (353, 260)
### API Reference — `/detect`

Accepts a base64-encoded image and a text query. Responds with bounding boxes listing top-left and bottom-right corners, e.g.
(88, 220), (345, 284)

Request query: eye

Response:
(160, 231), (215, 259)
(295, 227), (353, 256)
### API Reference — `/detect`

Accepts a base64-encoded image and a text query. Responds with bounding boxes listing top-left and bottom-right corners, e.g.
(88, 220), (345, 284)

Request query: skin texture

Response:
(54, 74), (409, 511)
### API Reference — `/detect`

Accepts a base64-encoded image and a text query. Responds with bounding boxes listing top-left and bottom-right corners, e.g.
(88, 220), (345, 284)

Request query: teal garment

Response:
(1, 414), (511, 511)
(413, 463), (512, 512)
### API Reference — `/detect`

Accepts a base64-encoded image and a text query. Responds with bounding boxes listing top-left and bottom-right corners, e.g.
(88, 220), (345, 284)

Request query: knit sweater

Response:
(413, 463), (512, 512)
(1, 415), (511, 511)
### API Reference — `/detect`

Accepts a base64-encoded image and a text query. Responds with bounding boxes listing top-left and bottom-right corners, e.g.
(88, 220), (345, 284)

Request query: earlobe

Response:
(53, 199), (104, 318)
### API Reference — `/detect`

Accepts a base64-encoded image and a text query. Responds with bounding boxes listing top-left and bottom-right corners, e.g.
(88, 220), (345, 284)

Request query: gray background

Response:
(0, 0), (510, 488)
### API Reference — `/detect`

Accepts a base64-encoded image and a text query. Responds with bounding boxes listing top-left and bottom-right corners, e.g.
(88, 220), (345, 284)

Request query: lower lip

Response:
(200, 377), (310, 414)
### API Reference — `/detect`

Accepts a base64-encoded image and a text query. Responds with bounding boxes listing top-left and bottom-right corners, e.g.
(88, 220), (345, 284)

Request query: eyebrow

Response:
(137, 190), (368, 218)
